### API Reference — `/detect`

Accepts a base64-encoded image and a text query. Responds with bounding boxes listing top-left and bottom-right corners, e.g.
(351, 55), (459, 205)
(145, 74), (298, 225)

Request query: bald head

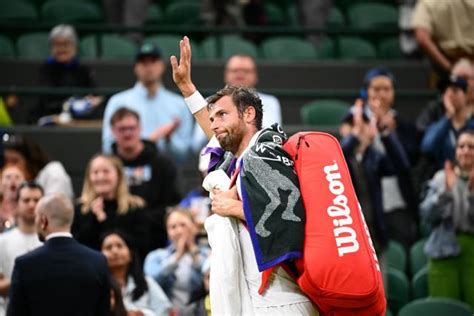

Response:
(36, 193), (74, 231)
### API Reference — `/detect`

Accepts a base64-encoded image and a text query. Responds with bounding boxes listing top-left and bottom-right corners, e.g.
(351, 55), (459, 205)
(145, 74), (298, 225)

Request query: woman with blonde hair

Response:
(72, 154), (151, 259)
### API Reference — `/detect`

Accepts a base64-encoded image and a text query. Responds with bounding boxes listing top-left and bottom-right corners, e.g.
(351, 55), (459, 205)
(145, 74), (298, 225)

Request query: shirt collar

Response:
(133, 82), (164, 99)
(46, 232), (73, 240)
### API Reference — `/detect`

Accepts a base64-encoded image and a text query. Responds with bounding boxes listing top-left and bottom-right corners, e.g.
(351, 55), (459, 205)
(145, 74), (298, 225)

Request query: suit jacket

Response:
(7, 236), (110, 316)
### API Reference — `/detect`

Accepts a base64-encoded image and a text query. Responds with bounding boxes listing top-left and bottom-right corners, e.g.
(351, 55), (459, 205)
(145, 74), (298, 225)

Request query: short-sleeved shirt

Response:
(411, 0), (474, 58)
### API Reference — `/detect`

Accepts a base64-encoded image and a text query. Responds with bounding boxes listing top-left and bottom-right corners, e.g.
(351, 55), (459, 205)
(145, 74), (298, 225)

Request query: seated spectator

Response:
(72, 154), (151, 260)
(340, 101), (412, 257)
(0, 164), (27, 232)
(100, 230), (172, 315)
(33, 24), (103, 123)
(144, 207), (210, 316)
(0, 182), (43, 312)
(102, 43), (193, 163)
(412, 0), (474, 75)
(421, 76), (474, 170)
(417, 59), (474, 135)
(2, 134), (74, 199)
(420, 130), (474, 309)
(110, 107), (182, 249)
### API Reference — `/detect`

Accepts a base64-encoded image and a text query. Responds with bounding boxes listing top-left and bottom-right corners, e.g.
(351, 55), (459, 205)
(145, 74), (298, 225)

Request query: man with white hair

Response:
(7, 194), (110, 316)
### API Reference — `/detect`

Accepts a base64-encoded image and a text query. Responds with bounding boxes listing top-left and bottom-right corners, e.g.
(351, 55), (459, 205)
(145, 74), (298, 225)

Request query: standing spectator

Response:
(0, 164), (27, 232)
(2, 134), (74, 199)
(7, 193), (110, 316)
(0, 182), (43, 312)
(144, 207), (209, 316)
(103, 43), (193, 163)
(110, 107), (181, 249)
(100, 230), (172, 315)
(412, 0), (474, 75)
(420, 130), (474, 309)
(340, 101), (412, 255)
(72, 154), (151, 260)
(421, 76), (474, 170)
(33, 24), (103, 123)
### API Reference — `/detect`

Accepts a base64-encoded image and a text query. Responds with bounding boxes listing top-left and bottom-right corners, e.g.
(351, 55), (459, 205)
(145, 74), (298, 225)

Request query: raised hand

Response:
(91, 197), (106, 222)
(443, 89), (456, 119)
(170, 36), (196, 98)
(444, 160), (456, 191)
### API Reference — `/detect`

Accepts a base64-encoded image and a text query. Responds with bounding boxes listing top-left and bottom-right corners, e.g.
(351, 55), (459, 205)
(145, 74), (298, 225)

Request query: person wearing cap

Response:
(33, 24), (103, 123)
(417, 59), (474, 135)
(421, 75), (474, 170)
(102, 43), (193, 163)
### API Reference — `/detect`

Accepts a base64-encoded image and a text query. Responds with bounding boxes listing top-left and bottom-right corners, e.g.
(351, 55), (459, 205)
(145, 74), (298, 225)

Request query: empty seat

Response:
(16, 32), (50, 60)
(337, 36), (377, 60)
(328, 7), (345, 28)
(411, 266), (428, 299)
(200, 36), (258, 60)
(260, 36), (316, 60)
(300, 99), (350, 126)
(386, 267), (410, 314)
(378, 37), (402, 59)
(347, 3), (398, 30)
(398, 298), (473, 316)
(146, 3), (163, 24)
(0, 1), (38, 22)
(80, 35), (136, 60)
(41, 0), (102, 23)
(386, 239), (407, 272)
(264, 3), (285, 25)
(163, 2), (200, 25)
(0, 35), (15, 58)
(409, 238), (427, 276)
(145, 34), (199, 60)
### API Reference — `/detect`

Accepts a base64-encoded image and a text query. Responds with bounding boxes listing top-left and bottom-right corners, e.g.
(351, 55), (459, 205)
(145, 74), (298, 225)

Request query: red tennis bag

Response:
(283, 131), (386, 316)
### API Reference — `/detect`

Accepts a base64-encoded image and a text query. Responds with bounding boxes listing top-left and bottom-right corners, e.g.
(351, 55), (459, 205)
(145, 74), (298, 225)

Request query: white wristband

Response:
(185, 90), (207, 114)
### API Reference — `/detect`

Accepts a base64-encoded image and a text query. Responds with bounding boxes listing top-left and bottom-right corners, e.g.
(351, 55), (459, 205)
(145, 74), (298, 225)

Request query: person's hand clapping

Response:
(444, 160), (457, 191)
(91, 197), (106, 222)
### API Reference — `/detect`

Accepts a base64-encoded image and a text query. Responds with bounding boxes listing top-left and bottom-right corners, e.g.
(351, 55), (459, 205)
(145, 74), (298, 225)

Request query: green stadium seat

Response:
(328, 7), (345, 28)
(0, 35), (15, 58)
(146, 3), (163, 24)
(316, 37), (336, 59)
(300, 99), (350, 126)
(409, 238), (427, 276)
(411, 266), (428, 299)
(398, 298), (473, 316)
(16, 32), (50, 60)
(337, 37), (377, 60)
(0, 1), (38, 22)
(145, 35), (199, 60)
(287, 4), (300, 26)
(265, 3), (285, 25)
(260, 36), (317, 60)
(80, 35), (136, 60)
(347, 3), (398, 30)
(386, 309), (393, 316)
(386, 267), (410, 314)
(163, 2), (200, 25)
(200, 36), (258, 60)
(378, 37), (402, 59)
(386, 239), (407, 272)
(41, 0), (102, 23)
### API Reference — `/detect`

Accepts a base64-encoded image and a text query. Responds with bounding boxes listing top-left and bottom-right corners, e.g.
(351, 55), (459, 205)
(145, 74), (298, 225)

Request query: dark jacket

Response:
(112, 140), (181, 249)
(7, 237), (110, 316)
(341, 132), (412, 249)
(72, 200), (151, 260)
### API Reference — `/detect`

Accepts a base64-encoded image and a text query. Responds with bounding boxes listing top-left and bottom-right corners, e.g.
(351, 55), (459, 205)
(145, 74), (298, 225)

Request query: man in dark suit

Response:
(7, 193), (110, 316)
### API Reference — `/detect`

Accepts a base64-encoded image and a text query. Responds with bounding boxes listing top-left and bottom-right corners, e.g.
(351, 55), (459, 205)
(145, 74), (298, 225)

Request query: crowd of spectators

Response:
(1, 4), (474, 312)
